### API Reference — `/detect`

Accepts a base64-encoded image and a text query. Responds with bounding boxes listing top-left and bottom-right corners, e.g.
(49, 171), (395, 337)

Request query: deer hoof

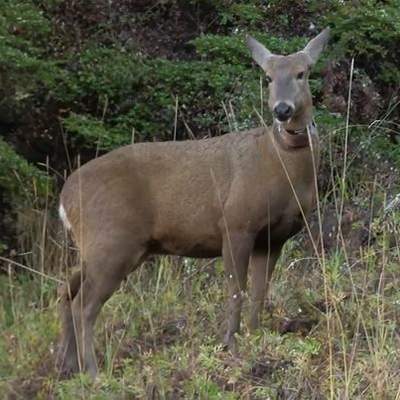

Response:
(223, 332), (238, 354)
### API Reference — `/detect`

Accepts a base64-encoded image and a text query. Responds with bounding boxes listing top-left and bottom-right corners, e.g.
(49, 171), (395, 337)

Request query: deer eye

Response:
(265, 75), (272, 84)
(297, 71), (305, 80)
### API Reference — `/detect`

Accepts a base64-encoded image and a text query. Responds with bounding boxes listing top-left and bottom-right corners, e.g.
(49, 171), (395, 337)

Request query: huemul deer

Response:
(57, 28), (330, 377)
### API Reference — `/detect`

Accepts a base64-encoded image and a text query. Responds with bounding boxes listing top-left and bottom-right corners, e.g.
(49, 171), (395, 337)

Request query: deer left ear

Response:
(303, 28), (330, 64)
(246, 36), (273, 69)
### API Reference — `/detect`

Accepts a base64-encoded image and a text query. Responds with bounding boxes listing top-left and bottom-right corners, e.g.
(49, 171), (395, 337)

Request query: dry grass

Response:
(0, 177), (400, 399)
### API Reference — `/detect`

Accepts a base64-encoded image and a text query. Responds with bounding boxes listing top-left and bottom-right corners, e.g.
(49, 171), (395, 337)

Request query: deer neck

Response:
(272, 109), (317, 150)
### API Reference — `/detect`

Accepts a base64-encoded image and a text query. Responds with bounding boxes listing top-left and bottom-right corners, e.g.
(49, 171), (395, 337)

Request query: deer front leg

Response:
(222, 233), (254, 350)
(249, 246), (282, 331)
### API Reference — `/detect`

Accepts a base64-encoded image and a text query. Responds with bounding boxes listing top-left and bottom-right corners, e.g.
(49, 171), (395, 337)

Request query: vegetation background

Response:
(0, 0), (400, 398)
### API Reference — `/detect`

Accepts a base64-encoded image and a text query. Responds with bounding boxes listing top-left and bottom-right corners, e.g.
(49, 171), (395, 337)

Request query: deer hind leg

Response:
(57, 267), (85, 376)
(249, 245), (281, 331)
(222, 232), (253, 350)
(68, 241), (146, 378)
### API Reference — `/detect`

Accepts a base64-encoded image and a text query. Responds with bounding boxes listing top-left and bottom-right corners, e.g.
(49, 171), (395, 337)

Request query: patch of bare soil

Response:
(278, 316), (318, 335)
(48, 0), (219, 60)
(306, 203), (372, 257)
(322, 60), (383, 123)
(6, 377), (46, 400)
(249, 356), (292, 381)
(99, 315), (188, 373)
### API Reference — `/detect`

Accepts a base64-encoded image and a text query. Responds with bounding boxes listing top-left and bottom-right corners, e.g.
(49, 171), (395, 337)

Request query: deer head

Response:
(247, 28), (330, 130)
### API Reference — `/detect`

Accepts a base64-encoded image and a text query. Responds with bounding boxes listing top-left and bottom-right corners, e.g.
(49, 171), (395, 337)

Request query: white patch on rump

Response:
(59, 203), (71, 230)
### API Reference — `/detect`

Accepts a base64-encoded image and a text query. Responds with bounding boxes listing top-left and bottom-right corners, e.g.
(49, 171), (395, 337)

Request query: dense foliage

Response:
(1, 1), (399, 226)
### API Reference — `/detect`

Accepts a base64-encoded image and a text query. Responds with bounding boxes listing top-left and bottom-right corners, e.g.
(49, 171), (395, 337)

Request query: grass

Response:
(1, 173), (400, 399)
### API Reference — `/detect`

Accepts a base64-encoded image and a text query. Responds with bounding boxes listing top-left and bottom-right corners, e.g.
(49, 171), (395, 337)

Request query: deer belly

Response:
(149, 232), (222, 258)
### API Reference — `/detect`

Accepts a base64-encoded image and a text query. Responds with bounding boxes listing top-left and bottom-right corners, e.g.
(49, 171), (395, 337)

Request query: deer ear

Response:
(246, 36), (272, 69)
(303, 28), (330, 64)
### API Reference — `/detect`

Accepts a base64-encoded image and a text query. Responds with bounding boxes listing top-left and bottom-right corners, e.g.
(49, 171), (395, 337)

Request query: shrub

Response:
(0, 138), (51, 206)
(58, 46), (261, 148)
(327, 0), (400, 83)
(192, 33), (307, 64)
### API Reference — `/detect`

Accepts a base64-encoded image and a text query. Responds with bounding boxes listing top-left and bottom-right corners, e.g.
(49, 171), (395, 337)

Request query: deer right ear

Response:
(303, 28), (330, 64)
(246, 36), (272, 69)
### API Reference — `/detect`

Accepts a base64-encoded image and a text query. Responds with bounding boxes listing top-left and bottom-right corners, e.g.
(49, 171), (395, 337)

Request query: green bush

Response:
(192, 33), (307, 64)
(218, 2), (265, 28)
(58, 46), (261, 148)
(63, 113), (130, 150)
(327, 0), (400, 82)
(55, 47), (148, 104)
(0, 0), (59, 123)
(0, 138), (51, 206)
(0, 0), (56, 78)
(0, 1), (50, 42)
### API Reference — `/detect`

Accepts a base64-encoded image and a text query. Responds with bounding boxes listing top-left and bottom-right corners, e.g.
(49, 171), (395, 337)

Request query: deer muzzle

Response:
(273, 102), (294, 122)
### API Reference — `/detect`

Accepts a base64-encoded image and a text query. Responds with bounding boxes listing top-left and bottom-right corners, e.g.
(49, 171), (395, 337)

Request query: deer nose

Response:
(273, 102), (294, 122)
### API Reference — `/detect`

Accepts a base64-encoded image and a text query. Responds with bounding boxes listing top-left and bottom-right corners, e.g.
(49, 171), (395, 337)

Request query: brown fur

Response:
(57, 29), (330, 377)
